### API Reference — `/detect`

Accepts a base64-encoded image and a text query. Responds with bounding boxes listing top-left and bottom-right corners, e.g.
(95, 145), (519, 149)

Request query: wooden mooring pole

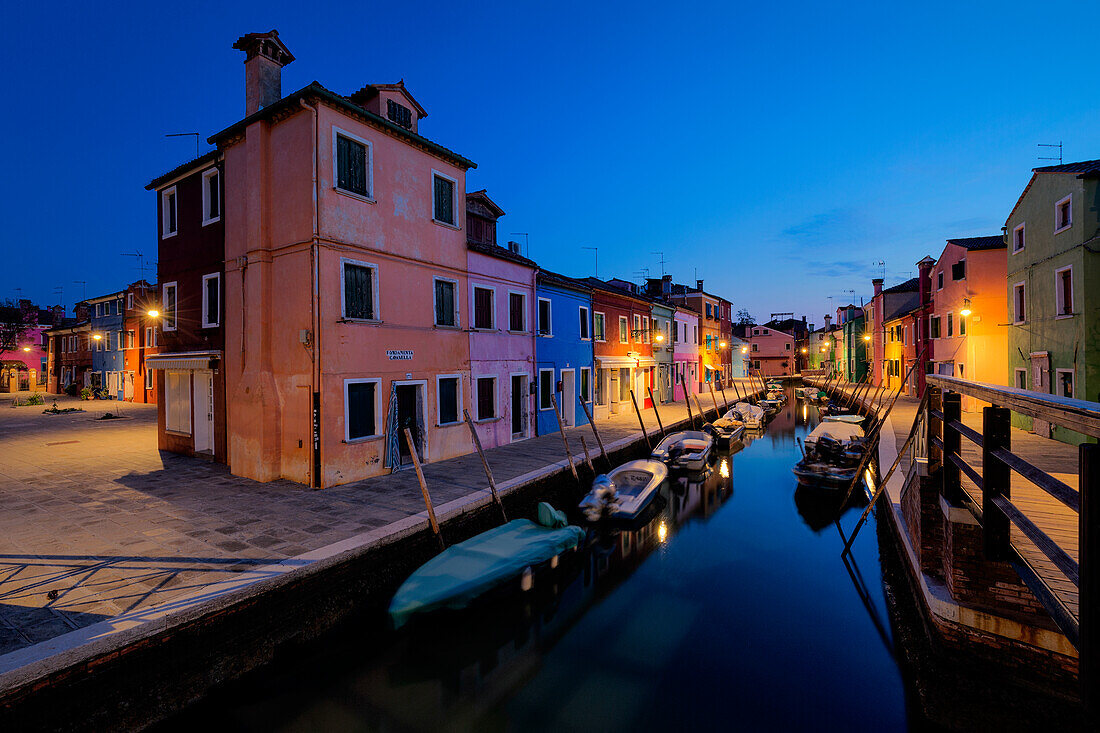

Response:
(629, 389), (652, 450)
(579, 435), (595, 473)
(550, 393), (579, 481)
(647, 387), (666, 437)
(718, 381), (730, 411)
(708, 380), (721, 417)
(404, 428), (444, 550)
(463, 409), (507, 522)
(1081, 443), (1100, 712)
(680, 373), (697, 429)
(693, 393), (708, 425)
(577, 396), (610, 468)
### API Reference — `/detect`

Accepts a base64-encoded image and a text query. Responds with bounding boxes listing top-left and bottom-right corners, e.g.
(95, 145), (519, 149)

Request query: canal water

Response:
(161, 390), (922, 732)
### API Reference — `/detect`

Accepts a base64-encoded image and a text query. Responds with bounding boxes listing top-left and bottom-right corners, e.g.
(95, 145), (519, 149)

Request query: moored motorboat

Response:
(803, 420), (865, 450)
(729, 402), (766, 428)
(760, 398), (782, 414)
(579, 459), (668, 521)
(704, 415), (745, 448)
(389, 502), (585, 628)
(651, 430), (715, 472)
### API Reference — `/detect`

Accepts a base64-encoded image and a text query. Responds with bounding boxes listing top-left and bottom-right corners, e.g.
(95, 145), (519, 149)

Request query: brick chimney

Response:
(662, 274), (672, 295)
(824, 314), (832, 329)
(696, 279), (704, 291)
(233, 30), (295, 116)
(916, 256), (935, 307)
(872, 278), (884, 299)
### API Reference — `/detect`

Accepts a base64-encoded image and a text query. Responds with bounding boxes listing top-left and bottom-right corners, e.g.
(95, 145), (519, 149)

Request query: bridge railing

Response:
(924, 374), (1099, 702)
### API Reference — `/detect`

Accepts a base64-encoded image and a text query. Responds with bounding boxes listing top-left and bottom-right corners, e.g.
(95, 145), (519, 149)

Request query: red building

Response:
(586, 278), (656, 418)
(45, 303), (91, 393)
(145, 150), (227, 462)
(122, 280), (160, 403)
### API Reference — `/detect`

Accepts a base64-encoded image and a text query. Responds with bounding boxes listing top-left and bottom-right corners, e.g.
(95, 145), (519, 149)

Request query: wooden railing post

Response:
(982, 405), (1011, 560)
(1081, 443), (1100, 711)
(942, 391), (961, 504)
(928, 385), (943, 473)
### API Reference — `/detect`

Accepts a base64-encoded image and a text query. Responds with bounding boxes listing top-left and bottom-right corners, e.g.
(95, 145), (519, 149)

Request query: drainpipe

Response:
(532, 267), (540, 436)
(300, 98), (322, 488)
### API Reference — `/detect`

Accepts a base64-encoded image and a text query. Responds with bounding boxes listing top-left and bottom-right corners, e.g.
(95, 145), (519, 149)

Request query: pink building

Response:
(211, 31), (477, 487)
(748, 325), (796, 376)
(672, 306), (700, 401)
(465, 191), (537, 447)
(0, 300), (61, 393)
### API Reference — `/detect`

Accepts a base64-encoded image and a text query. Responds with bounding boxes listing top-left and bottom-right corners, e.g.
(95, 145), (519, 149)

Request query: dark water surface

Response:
(162, 393), (918, 732)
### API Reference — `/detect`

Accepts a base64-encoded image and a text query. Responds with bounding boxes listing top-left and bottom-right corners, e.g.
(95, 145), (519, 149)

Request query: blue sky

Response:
(3, 0), (1098, 327)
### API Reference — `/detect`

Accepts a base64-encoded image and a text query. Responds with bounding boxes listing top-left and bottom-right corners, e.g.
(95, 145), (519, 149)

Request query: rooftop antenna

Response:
(873, 260), (885, 279)
(166, 132), (201, 159)
(52, 286), (64, 309)
(651, 251), (666, 276)
(634, 267), (650, 284)
(73, 280), (87, 302)
(122, 251), (148, 281)
(581, 246), (598, 278)
(1038, 141), (1063, 165)
(509, 232), (529, 258)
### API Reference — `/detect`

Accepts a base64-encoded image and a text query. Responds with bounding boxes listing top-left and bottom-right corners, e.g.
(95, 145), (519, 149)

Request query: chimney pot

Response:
(696, 279), (704, 291)
(234, 30), (295, 116)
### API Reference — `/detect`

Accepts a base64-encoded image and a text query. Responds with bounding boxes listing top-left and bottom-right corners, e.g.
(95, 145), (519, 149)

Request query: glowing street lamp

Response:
(147, 309), (160, 318)
(92, 333), (102, 341)
(801, 347), (808, 354)
(22, 346), (31, 352)
(740, 345), (749, 354)
(863, 334), (872, 342)
(719, 341), (727, 349)
(960, 298), (972, 317)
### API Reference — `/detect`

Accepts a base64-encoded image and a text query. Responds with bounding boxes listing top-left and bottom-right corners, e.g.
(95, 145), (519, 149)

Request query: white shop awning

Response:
(596, 355), (656, 368)
(145, 351), (221, 370)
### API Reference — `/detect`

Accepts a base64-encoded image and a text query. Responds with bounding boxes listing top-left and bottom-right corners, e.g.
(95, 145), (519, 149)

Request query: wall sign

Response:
(386, 350), (414, 360)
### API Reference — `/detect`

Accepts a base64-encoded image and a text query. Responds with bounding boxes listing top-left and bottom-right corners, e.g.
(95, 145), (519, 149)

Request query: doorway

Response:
(193, 370), (214, 454)
(511, 374), (528, 439)
(396, 384), (423, 465)
(1030, 352), (1052, 437)
(560, 369), (575, 427)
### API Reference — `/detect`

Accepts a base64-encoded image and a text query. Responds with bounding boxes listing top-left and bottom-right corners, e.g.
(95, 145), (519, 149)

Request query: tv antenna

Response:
(634, 267), (650, 283)
(873, 260), (885, 279)
(166, 132), (201, 159)
(651, 251), (666, 276)
(1038, 142), (1063, 165)
(53, 286), (64, 309)
(509, 232), (529, 258)
(581, 246), (598, 278)
(122, 251), (152, 281)
(73, 280), (87, 302)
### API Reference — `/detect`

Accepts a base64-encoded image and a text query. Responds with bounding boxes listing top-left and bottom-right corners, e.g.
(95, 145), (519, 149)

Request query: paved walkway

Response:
(0, 383), (756, 663)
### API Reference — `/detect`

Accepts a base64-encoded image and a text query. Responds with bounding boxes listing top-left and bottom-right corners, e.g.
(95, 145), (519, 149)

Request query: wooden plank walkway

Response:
(807, 378), (1081, 622)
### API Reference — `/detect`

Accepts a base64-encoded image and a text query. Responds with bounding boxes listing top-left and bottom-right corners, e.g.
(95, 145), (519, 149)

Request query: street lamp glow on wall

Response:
(22, 346), (31, 352)
(960, 298), (972, 317)
(740, 346), (749, 354)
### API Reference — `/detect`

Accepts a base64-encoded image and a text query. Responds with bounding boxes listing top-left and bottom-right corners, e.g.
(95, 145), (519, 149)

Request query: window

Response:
(144, 327), (153, 347)
(619, 316), (628, 344)
(1055, 266), (1073, 316)
(202, 168), (221, 225)
(936, 271), (944, 290)
(509, 292), (526, 332)
(785, 342), (791, 351)
(105, 332), (112, 351)
(579, 306), (590, 339)
(929, 316), (941, 339)
(342, 259), (378, 321)
(161, 186), (177, 238)
(434, 278), (458, 327)
(95, 303), (102, 318)
(165, 370), (191, 435)
(1013, 223), (1025, 253)
(593, 312), (606, 341)
(951, 260), (966, 280)
(344, 379), (380, 441)
(334, 130), (371, 198)
(1057, 369), (1074, 398)
(959, 316), (966, 336)
(705, 303), (712, 318)
(473, 287), (494, 329)
(539, 369), (554, 410)
(694, 326), (698, 343)
(127, 292), (134, 311)
(476, 377), (496, 420)
(1015, 368), (1027, 390)
(642, 316), (649, 343)
(762, 328), (769, 335)
(202, 273), (221, 328)
(751, 342), (758, 352)
(946, 313), (953, 337)
(145, 368), (154, 390)
(437, 376), (460, 425)
(706, 335), (712, 351)
(752, 360), (760, 370)
(124, 330), (135, 349)
(538, 298), (552, 336)
(580, 368), (591, 402)
(432, 172), (456, 226)
(1055, 195), (1072, 233)
(162, 282), (177, 331)
(1013, 282), (1026, 324)
(386, 99), (413, 129)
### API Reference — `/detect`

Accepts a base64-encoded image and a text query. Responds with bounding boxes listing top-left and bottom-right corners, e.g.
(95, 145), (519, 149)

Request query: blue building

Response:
(87, 290), (126, 398)
(535, 270), (594, 436)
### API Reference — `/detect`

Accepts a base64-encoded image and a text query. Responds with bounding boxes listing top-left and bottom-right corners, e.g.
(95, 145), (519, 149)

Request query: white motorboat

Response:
(823, 414), (865, 425)
(651, 430), (714, 472)
(705, 415), (745, 447)
(804, 421), (865, 450)
(729, 402), (765, 428)
(579, 459), (668, 521)
(760, 399), (782, 414)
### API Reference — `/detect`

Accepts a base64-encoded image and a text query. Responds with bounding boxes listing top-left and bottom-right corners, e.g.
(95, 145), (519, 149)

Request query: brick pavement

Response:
(0, 384), (755, 658)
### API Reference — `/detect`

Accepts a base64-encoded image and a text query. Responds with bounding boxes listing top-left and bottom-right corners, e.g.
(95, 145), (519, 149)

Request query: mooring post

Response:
(942, 391), (961, 504)
(718, 381), (730, 411)
(404, 427), (444, 550)
(1080, 443), (1100, 713)
(462, 409), (508, 522)
(981, 405), (1011, 560)
(578, 396), (610, 468)
(708, 381), (720, 417)
(629, 389), (652, 450)
(550, 393), (580, 481)
(579, 435), (594, 474)
(680, 373), (696, 429)
(693, 393), (707, 425)
(647, 387), (666, 437)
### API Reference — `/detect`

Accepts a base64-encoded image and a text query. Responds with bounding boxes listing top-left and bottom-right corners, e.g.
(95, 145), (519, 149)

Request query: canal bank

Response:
(0, 384), (758, 731)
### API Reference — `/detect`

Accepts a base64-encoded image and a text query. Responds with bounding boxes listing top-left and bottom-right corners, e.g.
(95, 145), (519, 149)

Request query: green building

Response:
(1004, 158), (1100, 445)
(836, 305), (869, 382)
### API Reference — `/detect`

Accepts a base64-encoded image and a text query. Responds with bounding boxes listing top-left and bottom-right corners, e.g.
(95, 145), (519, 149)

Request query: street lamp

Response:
(960, 298), (972, 317)
(801, 347), (808, 354)
(654, 332), (665, 343)
(147, 309), (160, 318)
(740, 345), (749, 354)
(92, 333), (102, 341)
(719, 341), (727, 349)
(863, 334), (871, 342)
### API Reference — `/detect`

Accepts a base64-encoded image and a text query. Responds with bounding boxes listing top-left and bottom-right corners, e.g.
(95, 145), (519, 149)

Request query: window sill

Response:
(1054, 225), (1071, 235)
(474, 417), (500, 424)
(202, 217), (221, 227)
(434, 324), (461, 330)
(471, 327), (496, 333)
(1013, 320), (1026, 326)
(161, 231), (177, 240)
(334, 187), (375, 204)
(507, 330), (530, 336)
(1055, 313), (1075, 320)
(432, 218), (461, 230)
(344, 435), (383, 444)
(437, 421), (463, 428)
(201, 323), (220, 329)
(164, 429), (192, 438)
(339, 317), (383, 325)
(538, 332), (553, 338)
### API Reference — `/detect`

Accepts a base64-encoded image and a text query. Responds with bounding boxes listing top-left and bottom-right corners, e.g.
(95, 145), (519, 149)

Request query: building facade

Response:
(0, 300), (61, 393)
(650, 301), (675, 403)
(672, 306), (700, 402)
(534, 271), (594, 435)
(588, 279), (655, 419)
(86, 291), (125, 397)
(121, 281), (160, 404)
(747, 325), (796, 376)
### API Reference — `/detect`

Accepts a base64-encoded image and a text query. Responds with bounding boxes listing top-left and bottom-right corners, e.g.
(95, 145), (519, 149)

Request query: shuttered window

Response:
(336, 134), (369, 197)
(593, 312), (605, 341)
(579, 307), (590, 339)
(387, 99), (413, 129)
(509, 292), (525, 331)
(476, 377), (496, 420)
(165, 370), (191, 435)
(538, 299), (552, 335)
(346, 381), (377, 440)
(438, 377), (459, 424)
(433, 174), (455, 225)
(434, 279), (456, 326)
(951, 260), (965, 280)
(474, 287), (494, 329)
(343, 263), (376, 320)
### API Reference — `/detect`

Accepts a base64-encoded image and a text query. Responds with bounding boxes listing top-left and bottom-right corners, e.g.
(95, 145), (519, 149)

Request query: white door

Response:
(560, 369), (575, 427)
(124, 371), (135, 401)
(193, 370), (214, 453)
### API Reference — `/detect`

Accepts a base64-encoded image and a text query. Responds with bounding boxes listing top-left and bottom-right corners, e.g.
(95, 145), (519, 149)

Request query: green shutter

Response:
(344, 264), (374, 319)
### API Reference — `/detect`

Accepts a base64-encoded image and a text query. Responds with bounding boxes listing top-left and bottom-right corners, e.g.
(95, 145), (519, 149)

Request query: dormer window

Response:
(387, 99), (413, 129)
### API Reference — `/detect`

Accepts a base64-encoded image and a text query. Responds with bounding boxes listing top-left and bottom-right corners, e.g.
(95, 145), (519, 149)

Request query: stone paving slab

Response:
(0, 383), (757, 665)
